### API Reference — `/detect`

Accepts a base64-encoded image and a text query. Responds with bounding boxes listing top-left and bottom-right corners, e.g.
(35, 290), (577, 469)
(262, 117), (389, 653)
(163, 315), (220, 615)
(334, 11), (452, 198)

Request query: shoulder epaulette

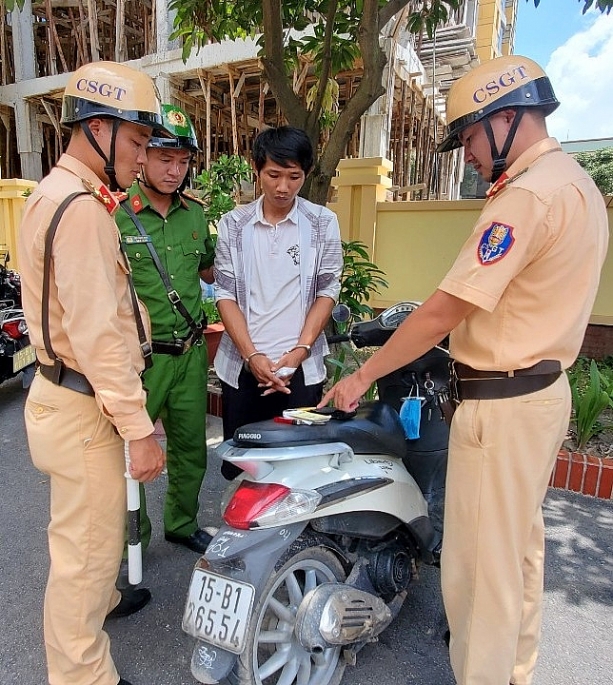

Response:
(81, 178), (127, 215)
(180, 191), (207, 209)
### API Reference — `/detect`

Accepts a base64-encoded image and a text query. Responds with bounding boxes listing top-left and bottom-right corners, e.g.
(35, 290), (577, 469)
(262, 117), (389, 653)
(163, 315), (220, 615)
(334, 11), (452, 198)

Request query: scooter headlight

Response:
(223, 481), (321, 530)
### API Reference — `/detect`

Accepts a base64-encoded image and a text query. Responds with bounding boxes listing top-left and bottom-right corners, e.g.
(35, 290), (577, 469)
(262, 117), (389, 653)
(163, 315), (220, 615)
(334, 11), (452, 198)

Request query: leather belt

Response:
(39, 363), (95, 397)
(151, 328), (203, 356)
(453, 360), (562, 400)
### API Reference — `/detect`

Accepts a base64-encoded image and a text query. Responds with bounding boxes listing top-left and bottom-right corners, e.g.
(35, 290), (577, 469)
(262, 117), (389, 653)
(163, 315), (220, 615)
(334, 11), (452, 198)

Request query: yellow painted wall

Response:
(381, 199), (613, 324)
(330, 158), (613, 325)
(371, 200), (482, 305)
(0, 179), (36, 272)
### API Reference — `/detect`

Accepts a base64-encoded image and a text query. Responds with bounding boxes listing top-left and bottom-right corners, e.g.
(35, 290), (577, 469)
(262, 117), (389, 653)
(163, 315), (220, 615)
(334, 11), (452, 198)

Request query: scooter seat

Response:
(232, 401), (407, 460)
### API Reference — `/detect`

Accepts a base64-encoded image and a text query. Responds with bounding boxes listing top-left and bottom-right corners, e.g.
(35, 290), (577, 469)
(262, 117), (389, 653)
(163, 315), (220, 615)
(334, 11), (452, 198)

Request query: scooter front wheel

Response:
(228, 535), (347, 685)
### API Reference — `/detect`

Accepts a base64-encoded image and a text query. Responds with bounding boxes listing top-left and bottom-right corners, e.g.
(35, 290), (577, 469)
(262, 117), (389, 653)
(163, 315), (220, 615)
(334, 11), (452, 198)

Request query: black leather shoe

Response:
(165, 528), (213, 553)
(106, 587), (151, 620)
(118, 679), (133, 685)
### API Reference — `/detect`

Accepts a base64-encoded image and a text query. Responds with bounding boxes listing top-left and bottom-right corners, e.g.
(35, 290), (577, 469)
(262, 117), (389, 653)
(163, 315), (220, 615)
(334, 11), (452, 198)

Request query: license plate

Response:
(182, 568), (255, 654)
(13, 344), (36, 373)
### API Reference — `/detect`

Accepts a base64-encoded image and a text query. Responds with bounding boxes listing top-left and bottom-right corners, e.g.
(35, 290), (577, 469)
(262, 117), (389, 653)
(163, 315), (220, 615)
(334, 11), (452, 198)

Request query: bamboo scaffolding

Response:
(115, 0), (126, 62)
(0, 3), (451, 198)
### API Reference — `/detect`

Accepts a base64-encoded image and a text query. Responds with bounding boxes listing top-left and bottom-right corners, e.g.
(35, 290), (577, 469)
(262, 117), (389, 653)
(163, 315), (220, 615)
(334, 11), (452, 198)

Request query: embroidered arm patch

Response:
(477, 222), (515, 265)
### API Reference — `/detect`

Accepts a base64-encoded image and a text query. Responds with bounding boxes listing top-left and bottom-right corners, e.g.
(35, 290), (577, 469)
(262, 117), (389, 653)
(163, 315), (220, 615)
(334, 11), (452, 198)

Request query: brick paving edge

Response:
(550, 449), (613, 500)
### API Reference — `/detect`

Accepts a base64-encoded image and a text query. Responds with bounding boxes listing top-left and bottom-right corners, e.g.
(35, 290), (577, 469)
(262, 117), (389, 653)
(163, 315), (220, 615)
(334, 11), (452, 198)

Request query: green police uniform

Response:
(117, 184), (215, 547)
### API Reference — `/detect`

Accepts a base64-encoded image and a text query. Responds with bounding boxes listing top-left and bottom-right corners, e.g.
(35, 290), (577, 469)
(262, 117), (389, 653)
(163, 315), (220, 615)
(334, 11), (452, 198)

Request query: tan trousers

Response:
(441, 374), (570, 685)
(25, 373), (125, 685)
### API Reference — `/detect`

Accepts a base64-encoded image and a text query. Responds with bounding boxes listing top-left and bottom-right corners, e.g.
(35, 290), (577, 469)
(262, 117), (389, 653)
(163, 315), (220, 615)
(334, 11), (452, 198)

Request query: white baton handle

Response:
(124, 441), (143, 585)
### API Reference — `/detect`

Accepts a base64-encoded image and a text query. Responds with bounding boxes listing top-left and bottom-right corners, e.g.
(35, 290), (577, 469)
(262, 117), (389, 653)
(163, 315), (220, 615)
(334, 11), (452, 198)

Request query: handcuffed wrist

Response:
(284, 344), (311, 358)
(245, 351), (266, 365)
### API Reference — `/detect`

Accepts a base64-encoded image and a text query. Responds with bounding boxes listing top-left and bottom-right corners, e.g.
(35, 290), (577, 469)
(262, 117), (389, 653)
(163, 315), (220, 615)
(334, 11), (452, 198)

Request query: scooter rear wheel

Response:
(229, 534), (347, 685)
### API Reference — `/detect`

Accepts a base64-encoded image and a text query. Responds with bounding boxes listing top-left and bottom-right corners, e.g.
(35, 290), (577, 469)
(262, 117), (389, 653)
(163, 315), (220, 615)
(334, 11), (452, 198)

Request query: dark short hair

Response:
(252, 126), (314, 174)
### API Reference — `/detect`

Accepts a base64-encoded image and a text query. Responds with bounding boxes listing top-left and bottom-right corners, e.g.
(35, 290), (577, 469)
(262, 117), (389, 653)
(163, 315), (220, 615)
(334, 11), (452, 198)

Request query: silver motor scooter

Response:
(182, 302), (450, 685)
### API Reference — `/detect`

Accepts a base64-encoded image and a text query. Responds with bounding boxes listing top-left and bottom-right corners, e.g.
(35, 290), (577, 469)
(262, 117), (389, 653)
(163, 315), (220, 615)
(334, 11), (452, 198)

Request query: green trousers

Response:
(138, 339), (208, 550)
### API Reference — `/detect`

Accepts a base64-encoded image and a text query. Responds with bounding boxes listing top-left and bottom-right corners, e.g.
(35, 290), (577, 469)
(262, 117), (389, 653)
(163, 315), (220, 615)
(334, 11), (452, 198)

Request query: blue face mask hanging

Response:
(399, 391), (424, 440)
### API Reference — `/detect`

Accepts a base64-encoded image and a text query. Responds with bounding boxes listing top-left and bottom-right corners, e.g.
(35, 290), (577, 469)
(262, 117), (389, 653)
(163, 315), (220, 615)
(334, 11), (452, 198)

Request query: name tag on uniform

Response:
(123, 235), (152, 245)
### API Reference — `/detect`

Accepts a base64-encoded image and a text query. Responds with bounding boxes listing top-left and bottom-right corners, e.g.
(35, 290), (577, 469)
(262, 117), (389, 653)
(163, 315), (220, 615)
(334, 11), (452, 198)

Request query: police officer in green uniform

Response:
(116, 104), (215, 554)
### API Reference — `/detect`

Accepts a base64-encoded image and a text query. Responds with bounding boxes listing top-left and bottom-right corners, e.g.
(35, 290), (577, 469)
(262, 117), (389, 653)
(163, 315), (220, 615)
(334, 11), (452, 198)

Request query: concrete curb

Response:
(206, 386), (613, 501)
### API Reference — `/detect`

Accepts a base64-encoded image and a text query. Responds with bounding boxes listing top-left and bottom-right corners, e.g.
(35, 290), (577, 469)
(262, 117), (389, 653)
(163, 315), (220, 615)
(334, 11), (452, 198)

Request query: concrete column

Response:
(359, 114), (390, 159)
(14, 101), (43, 181)
(330, 157), (393, 252)
(155, 74), (173, 105)
(359, 39), (394, 159)
(156, 0), (180, 52)
(12, 0), (43, 181)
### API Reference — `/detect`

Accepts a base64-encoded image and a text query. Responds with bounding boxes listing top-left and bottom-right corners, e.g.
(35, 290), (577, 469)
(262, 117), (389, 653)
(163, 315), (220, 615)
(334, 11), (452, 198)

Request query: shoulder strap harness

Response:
(120, 198), (206, 337)
(42, 191), (152, 388)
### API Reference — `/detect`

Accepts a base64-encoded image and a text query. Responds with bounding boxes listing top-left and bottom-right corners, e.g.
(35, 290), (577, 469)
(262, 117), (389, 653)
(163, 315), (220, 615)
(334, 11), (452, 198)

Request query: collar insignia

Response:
(477, 222), (515, 265)
(485, 173), (509, 199)
(131, 194), (144, 214)
(486, 167), (530, 199)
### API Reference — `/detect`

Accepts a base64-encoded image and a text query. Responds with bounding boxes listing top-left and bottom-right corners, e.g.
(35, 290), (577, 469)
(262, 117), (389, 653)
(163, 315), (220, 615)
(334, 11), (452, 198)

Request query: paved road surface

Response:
(1, 375), (612, 684)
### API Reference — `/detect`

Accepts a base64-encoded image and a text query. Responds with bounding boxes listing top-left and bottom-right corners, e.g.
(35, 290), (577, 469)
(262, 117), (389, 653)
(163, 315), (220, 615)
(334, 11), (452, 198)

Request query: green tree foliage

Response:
(574, 148), (613, 195)
(192, 154), (252, 324)
(170, 0), (430, 204)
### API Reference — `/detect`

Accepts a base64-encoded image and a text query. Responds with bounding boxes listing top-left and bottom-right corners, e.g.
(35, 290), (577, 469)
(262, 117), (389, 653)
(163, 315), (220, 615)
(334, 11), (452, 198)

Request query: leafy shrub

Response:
(339, 240), (388, 318)
(201, 297), (221, 325)
(567, 357), (613, 451)
(192, 154), (252, 229)
(325, 241), (388, 398)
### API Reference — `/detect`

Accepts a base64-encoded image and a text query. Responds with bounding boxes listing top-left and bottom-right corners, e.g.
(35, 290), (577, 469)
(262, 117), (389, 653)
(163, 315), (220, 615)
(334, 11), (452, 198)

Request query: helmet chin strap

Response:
(81, 119), (122, 191)
(482, 109), (524, 183)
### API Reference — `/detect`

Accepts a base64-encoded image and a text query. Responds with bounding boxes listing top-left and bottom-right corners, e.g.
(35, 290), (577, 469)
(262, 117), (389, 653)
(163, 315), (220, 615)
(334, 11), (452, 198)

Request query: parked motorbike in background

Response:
(182, 302), (450, 685)
(0, 253), (35, 387)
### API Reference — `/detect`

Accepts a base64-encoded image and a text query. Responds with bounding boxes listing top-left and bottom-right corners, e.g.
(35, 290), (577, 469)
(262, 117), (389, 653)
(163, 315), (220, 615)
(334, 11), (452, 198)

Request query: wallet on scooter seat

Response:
(283, 407), (357, 424)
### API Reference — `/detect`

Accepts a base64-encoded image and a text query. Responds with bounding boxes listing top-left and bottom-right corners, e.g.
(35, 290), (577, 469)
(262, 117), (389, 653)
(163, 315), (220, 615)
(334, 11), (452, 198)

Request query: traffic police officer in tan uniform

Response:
(321, 55), (608, 685)
(19, 62), (167, 685)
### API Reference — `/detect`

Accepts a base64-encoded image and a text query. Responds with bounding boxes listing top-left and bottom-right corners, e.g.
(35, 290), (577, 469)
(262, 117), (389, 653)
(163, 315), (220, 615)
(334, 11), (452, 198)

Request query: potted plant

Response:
(201, 291), (224, 364)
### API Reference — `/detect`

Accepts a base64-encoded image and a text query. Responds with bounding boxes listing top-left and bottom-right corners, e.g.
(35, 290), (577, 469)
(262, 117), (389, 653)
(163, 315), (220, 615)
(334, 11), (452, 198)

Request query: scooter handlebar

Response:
(326, 334), (350, 344)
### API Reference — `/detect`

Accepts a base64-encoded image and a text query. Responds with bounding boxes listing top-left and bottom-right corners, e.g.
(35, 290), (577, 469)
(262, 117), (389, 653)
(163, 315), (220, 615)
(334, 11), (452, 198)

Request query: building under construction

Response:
(0, 0), (518, 200)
